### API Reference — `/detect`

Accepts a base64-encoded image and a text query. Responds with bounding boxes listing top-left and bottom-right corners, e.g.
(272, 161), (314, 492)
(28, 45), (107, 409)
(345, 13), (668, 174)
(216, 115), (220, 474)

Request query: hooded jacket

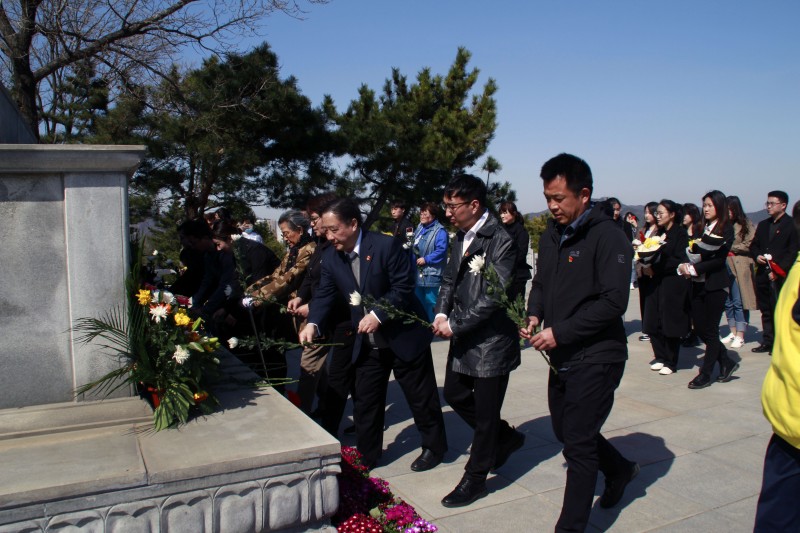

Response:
(527, 203), (632, 367)
(435, 213), (521, 377)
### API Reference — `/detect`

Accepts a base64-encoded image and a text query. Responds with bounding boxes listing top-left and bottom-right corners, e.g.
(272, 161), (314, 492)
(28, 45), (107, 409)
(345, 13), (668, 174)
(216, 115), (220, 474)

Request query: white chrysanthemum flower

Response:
(151, 290), (160, 303)
(152, 250), (159, 256)
(172, 345), (190, 364)
(160, 290), (174, 304)
(241, 296), (253, 308)
(149, 304), (169, 323)
(468, 254), (485, 275)
(764, 254), (773, 261)
(231, 234), (242, 241)
(227, 337), (239, 349)
(349, 291), (362, 306)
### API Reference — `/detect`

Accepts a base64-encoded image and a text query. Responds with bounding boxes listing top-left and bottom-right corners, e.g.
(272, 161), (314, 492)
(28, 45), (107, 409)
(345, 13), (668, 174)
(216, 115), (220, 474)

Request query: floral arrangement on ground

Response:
(73, 243), (221, 431)
(335, 446), (437, 533)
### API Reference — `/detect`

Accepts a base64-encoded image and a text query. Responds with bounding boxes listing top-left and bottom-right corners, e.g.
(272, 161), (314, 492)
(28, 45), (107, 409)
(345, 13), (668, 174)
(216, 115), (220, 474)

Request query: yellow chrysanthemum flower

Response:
(136, 289), (151, 305)
(174, 310), (191, 327)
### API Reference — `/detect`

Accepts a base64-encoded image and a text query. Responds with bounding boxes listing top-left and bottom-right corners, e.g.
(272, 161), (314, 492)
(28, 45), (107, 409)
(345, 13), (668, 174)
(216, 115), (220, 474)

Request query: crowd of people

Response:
(161, 156), (799, 532)
(606, 190), (799, 389)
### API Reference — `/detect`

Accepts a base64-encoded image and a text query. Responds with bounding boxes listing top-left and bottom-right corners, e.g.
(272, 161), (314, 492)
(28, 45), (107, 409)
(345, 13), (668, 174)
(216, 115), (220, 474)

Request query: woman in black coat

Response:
(678, 190), (739, 389)
(499, 201), (532, 300)
(636, 202), (660, 341)
(643, 200), (691, 375)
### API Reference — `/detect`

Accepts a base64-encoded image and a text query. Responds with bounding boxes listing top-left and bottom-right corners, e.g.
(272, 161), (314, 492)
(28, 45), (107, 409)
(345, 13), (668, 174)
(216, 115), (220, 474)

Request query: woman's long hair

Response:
(702, 190), (729, 235)
(657, 199), (682, 230)
(726, 195), (751, 242)
(682, 203), (704, 238)
(499, 201), (523, 224)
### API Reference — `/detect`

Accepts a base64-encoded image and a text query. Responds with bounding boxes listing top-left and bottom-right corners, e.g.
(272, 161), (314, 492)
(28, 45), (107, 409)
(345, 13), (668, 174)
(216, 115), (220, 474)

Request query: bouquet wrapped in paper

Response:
(634, 234), (667, 265)
(686, 232), (726, 264)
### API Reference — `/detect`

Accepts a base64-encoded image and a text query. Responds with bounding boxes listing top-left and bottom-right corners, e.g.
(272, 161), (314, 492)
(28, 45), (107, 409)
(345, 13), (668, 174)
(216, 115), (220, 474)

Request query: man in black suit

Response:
(432, 174), (524, 507)
(299, 198), (447, 470)
(750, 190), (799, 354)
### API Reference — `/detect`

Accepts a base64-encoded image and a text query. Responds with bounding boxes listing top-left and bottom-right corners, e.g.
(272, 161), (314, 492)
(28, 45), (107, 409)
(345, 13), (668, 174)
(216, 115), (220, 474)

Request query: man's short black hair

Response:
(540, 153), (593, 196)
(390, 200), (408, 210)
(324, 197), (363, 227)
(443, 173), (487, 206)
(768, 190), (789, 205)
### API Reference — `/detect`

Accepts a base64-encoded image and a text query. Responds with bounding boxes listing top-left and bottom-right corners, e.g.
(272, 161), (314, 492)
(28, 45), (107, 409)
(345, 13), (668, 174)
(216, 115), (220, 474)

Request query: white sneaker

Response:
(720, 333), (735, 344)
(730, 337), (744, 348)
(630, 283), (635, 290)
(659, 367), (674, 375)
(650, 362), (664, 371)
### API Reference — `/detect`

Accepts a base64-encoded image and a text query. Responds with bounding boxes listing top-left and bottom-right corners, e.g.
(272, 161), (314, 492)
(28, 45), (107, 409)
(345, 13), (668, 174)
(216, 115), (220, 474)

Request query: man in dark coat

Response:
(750, 190), (799, 354)
(300, 198), (447, 470)
(521, 153), (638, 532)
(432, 174), (523, 507)
(390, 200), (414, 241)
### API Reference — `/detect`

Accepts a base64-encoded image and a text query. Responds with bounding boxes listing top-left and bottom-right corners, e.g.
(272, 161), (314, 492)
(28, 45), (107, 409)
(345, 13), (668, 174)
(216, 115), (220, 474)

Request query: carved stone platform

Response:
(0, 372), (341, 532)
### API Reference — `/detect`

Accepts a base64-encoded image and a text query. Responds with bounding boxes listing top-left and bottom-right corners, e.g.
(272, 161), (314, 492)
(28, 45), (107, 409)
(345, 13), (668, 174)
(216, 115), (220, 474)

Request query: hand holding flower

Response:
(531, 326), (558, 352)
(519, 316), (540, 340)
(432, 315), (453, 339)
(299, 323), (317, 345)
(357, 313), (381, 334)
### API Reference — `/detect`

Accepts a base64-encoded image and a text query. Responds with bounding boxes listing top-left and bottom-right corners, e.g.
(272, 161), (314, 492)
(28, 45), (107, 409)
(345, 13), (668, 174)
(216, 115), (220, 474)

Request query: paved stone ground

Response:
(293, 288), (772, 532)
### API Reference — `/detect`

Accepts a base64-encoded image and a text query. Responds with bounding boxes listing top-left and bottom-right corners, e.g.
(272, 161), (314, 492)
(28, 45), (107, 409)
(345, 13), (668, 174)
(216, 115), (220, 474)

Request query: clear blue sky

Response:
(201, 0), (799, 215)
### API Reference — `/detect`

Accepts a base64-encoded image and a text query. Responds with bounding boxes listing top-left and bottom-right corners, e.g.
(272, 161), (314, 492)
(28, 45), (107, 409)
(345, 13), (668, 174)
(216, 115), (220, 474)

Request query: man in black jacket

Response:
(750, 190), (799, 354)
(521, 153), (638, 532)
(433, 175), (524, 508)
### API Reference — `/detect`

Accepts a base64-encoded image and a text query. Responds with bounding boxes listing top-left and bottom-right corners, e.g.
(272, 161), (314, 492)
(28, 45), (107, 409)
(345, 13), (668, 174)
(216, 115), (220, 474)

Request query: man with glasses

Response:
(750, 190), (799, 354)
(433, 174), (524, 507)
(299, 198), (447, 471)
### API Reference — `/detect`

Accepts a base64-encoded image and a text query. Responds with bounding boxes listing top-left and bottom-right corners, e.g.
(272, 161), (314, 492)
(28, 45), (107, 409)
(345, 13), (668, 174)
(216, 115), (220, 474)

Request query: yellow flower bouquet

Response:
(74, 247), (220, 430)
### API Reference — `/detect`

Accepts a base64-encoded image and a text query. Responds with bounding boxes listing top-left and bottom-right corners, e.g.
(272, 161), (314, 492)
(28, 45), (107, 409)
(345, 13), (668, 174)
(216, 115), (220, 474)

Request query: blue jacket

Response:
(414, 220), (448, 287)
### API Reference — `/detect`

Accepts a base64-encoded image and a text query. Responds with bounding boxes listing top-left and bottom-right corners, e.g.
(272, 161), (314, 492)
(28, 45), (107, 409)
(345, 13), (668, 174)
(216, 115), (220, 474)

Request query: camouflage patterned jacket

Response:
(247, 240), (316, 306)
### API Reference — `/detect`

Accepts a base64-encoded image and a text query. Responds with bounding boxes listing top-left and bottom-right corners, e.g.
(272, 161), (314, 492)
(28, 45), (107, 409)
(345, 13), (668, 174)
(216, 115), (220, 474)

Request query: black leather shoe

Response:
(410, 449), (443, 472)
(441, 477), (488, 508)
(751, 344), (772, 354)
(600, 462), (639, 508)
(688, 373), (711, 389)
(493, 429), (525, 471)
(716, 361), (740, 383)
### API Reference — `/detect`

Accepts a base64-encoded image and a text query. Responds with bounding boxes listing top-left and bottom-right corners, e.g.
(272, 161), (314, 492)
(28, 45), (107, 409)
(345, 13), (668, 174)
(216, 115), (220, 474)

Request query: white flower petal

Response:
(172, 345), (190, 364)
(468, 254), (485, 275)
(349, 291), (362, 307)
(227, 337), (239, 349)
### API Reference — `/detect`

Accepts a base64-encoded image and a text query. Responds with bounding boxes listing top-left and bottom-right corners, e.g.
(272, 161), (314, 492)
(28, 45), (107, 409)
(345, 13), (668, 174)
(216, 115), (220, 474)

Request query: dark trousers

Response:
(320, 325), (356, 437)
(650, 333), (681, 371)
(755, 273), (784, 347)
(691, 283), (732, 377)
(754, 434), (800, 532)
(352, 343), (447, 466)
(549, 362), (629, 533)
(443, 365), (514, 482)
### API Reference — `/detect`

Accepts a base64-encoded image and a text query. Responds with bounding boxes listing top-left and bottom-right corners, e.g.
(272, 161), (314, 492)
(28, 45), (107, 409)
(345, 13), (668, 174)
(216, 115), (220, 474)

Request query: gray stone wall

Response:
(0, 145), (145, 408)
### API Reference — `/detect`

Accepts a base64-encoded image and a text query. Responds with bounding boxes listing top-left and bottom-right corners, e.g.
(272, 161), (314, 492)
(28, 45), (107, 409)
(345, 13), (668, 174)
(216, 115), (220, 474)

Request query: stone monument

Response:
(0, 85), (340, 532)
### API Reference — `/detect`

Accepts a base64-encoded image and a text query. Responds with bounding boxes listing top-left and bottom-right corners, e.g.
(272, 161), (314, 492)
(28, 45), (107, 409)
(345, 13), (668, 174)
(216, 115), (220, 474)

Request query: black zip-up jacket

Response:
(527, 203), (633, 367)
